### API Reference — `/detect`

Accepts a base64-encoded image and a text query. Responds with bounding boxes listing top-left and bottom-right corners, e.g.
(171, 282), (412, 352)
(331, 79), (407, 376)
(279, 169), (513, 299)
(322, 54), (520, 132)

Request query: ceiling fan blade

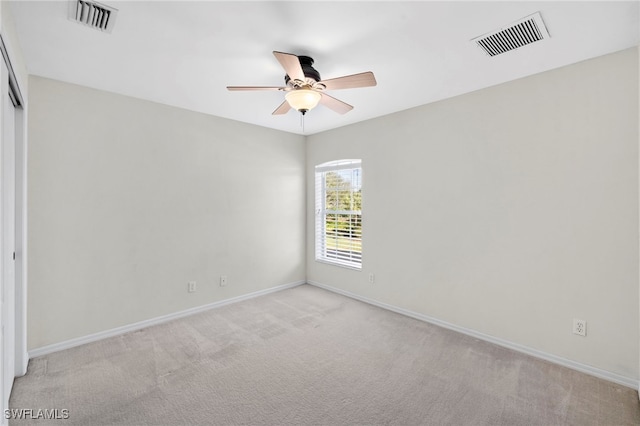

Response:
(272, 100), (291, 115)
(273, 51), (305, 81)
(227, 86), (286, 91)
(320, 72), (377, 90)
(319, 92), (353, 114)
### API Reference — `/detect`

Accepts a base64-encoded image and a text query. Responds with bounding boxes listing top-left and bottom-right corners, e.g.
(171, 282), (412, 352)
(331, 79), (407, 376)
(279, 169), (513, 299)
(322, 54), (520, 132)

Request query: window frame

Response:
(314, 159), (362, 270)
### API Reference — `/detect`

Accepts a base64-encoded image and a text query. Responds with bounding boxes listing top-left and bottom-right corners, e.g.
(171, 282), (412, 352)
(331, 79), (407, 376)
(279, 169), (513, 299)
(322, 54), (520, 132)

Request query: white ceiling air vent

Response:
(68, 0), (118, 33)
(472, 12), (550, 57)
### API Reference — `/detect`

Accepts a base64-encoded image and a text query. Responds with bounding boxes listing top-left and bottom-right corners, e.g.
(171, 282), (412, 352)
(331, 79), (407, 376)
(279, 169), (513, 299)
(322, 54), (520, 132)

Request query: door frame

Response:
(0, 32), (26, 386)
(1, 61), (15, 411)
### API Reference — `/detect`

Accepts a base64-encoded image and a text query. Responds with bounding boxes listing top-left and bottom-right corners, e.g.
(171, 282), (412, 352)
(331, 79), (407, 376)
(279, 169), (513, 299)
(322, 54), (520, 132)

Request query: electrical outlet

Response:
(369, 273), (375, 284)
(188, 281), (196, 293)
(573, 319), (586, 336)
(220, 275), (227, 287)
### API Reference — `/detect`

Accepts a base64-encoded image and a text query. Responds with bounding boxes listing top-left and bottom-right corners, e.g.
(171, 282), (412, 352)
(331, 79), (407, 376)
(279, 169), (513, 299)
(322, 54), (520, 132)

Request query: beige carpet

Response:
(9, 284), (640, 425)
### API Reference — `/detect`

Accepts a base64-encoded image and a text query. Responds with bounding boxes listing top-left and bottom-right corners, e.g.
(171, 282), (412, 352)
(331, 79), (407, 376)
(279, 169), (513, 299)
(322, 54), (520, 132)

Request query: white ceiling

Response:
(8, 1), (640, 135)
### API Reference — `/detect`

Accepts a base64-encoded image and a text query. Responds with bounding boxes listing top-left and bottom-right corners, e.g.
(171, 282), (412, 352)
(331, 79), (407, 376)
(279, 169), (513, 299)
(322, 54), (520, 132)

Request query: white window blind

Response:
(315, 159), (362, 269)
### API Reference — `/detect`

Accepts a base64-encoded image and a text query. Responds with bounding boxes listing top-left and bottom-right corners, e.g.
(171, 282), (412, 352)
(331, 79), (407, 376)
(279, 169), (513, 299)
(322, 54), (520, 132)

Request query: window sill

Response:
(315, 258), (362, 271)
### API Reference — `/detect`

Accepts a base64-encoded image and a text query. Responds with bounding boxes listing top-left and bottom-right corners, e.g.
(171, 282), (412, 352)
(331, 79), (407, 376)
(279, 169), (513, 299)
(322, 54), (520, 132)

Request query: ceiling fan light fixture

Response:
(285, 89), (321, 114)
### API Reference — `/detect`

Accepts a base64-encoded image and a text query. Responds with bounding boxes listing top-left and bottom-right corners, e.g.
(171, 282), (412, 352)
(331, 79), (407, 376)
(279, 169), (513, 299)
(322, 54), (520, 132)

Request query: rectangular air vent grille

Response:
(472, 12), (549, 57)
(69, 0), (117, 33)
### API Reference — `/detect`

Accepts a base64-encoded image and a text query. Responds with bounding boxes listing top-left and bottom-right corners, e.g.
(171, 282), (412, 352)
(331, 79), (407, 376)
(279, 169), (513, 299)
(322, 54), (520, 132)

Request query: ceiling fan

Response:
(227, 51), (377, 116)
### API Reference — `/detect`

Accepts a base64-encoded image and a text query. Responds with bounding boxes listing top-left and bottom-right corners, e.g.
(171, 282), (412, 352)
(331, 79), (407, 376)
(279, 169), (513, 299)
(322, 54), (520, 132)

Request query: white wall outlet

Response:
(573, 319), (586, 336)
(188, 281), (196, 293)
(369, 273), (375, 284)
(220, 275), (227, 287)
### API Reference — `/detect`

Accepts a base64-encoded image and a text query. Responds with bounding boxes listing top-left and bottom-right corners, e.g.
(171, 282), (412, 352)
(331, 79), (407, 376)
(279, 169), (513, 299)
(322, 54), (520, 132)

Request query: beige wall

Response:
(23, 45), (640, 383)
(307, 48), (639, 380)
(27, 76), (306, 349)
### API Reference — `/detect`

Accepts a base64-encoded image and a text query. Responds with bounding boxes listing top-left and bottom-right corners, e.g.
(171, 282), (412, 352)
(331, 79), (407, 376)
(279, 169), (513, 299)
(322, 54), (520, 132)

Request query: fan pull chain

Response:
(300, 112), (305, 132)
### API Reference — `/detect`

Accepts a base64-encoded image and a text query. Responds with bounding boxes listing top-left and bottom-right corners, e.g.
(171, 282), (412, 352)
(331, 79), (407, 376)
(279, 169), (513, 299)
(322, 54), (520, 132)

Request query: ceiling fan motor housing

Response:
(284, 56), (321, 85)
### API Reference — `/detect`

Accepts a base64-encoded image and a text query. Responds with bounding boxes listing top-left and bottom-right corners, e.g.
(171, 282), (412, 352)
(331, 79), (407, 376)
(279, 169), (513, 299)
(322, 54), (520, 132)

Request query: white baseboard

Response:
(29, 279), (638, 391)
(307, 280), (639, 390)
(29, 280), (306, 359)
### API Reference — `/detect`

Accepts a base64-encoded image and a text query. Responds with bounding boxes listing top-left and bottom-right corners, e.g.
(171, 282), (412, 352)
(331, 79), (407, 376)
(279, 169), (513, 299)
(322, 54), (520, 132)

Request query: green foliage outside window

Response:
(324, 171), (362, 254)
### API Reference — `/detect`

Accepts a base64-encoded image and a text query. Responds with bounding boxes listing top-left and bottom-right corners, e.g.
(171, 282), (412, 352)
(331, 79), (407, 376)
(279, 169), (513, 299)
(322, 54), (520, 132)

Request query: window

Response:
(315, 159), (362, 269)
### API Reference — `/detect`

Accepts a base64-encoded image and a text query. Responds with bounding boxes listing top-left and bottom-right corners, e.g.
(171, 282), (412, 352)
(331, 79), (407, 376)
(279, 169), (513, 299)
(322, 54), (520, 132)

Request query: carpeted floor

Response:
(9, 284), (640, 425)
